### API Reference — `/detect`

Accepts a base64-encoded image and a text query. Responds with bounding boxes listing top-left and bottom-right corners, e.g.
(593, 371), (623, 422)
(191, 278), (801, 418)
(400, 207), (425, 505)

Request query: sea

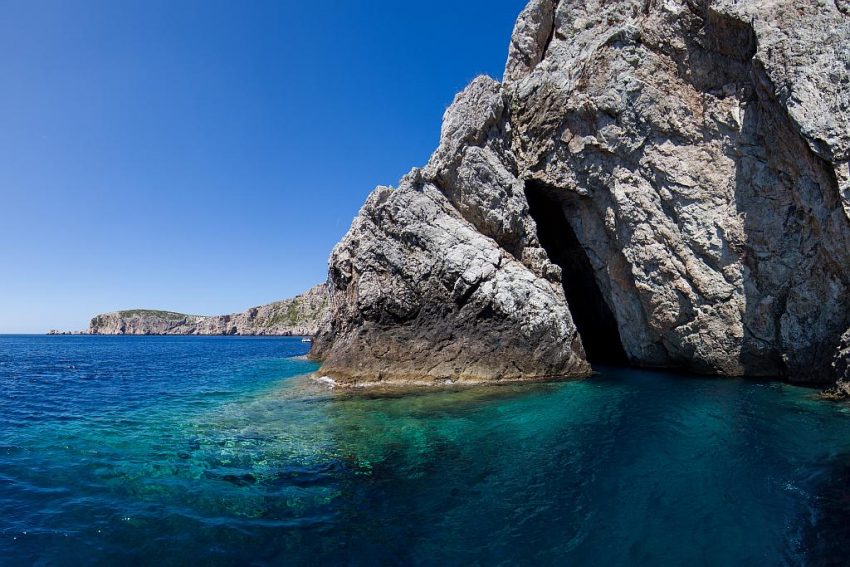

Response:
(1, 335), (849, 565)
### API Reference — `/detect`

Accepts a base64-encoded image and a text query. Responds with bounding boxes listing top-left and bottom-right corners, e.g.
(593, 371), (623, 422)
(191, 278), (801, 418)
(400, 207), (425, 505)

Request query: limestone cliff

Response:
(312, 0), (850, 387)
(88, 284), (327, 336)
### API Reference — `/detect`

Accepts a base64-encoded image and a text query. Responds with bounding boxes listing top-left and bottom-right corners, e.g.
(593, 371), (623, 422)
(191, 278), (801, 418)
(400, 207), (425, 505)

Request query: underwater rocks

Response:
(313, 0), (850, 386)
(86, 283), (328, 336)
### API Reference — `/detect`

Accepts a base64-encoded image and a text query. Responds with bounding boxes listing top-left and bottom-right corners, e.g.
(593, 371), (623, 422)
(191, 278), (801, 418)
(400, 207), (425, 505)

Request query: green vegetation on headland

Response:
(113, 309), (196, 321)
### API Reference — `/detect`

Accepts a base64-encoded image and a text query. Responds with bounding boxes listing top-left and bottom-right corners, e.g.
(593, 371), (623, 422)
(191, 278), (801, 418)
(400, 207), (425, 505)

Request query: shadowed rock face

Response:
(524, 180), (628, 365)
(312, 0), (850, 386)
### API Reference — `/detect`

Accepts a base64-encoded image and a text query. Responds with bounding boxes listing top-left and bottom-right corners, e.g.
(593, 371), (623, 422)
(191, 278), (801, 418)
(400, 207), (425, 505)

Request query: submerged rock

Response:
(87, 283), (328, 336)
(313, 0), (850, 386)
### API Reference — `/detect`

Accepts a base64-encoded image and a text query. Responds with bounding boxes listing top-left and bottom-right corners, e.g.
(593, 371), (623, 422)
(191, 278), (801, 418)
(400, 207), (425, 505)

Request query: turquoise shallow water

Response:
(2, 336), (850, 565)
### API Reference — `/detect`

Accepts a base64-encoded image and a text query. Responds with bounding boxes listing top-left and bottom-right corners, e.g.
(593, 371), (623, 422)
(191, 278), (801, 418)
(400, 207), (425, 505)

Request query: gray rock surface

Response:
(309, 171), (589, 386)
(313, 0), (850, 386)
(87, 284), (327, 336)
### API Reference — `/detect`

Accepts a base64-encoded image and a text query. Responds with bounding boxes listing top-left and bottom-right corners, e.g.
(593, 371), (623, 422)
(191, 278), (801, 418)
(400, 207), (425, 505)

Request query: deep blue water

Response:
(2, 336), (850, 565)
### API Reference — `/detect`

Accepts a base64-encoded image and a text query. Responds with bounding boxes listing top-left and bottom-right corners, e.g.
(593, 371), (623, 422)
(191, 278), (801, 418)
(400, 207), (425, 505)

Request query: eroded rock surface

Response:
(309, 169), (589, 385)
(313, 0), (850, 386)
(88, 284), (327, 336)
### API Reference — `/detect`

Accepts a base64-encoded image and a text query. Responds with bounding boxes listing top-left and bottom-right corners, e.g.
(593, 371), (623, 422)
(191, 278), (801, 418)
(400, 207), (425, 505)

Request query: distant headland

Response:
(50, 284), (327, 337)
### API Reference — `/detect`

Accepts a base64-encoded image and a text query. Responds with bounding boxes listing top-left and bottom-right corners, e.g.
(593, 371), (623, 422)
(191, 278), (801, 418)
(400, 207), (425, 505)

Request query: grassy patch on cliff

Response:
(115, 309), (192, 320)
(266, 300), (303, 327)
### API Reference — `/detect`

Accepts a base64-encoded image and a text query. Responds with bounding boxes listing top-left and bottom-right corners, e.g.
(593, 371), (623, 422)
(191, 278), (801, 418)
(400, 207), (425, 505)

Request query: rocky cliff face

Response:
(88, 284), (327, 336)
(312, 0), (850, 387)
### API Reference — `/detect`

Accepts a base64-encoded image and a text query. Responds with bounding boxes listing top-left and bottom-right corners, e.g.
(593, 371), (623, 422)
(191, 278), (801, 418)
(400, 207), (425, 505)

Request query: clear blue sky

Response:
(0, 0), (526, 333)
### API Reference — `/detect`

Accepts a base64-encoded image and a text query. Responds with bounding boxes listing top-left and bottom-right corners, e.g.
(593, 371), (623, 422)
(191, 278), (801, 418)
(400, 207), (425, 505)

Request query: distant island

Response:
(50, 284), (327, 336)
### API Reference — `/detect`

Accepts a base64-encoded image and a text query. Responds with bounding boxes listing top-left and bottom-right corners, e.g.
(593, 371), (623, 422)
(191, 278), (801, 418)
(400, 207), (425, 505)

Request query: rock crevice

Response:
(524, 179), (628, 364)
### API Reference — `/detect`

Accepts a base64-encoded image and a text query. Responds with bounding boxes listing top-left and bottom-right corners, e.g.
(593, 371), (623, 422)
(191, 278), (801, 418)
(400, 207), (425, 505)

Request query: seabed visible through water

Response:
(1, 335), (849, 565)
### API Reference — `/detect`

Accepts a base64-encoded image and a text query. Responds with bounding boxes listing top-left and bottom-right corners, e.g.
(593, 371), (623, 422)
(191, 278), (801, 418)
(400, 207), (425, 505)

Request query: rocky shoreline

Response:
(309, 0), (850, 389)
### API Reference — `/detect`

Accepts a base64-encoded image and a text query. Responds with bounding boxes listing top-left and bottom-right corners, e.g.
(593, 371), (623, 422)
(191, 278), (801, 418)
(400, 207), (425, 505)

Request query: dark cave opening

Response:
(525, 181), (629, 365)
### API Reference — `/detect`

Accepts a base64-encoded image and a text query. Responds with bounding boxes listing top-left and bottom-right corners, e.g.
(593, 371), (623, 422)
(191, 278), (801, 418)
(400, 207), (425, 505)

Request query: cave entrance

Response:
(525, 180), (628, 365)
